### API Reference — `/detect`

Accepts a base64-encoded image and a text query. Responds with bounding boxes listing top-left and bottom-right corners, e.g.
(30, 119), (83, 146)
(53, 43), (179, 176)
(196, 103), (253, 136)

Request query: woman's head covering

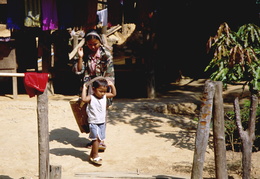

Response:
(85, 30), (103, 44)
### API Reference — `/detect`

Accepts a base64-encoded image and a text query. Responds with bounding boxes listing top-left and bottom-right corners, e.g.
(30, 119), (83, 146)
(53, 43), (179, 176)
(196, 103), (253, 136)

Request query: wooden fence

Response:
(191, 80), (228, 179)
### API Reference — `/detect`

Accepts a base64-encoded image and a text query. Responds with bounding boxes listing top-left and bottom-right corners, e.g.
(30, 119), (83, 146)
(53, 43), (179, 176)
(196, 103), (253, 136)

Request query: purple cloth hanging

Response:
(41, 0), (58, 31)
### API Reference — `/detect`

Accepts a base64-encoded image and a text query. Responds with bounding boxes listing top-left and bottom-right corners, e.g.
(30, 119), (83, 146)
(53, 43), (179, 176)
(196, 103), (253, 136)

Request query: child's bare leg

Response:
(89, 138), (102, 165)
(99, 112), (108, 150)
(90, 139), (100, 159)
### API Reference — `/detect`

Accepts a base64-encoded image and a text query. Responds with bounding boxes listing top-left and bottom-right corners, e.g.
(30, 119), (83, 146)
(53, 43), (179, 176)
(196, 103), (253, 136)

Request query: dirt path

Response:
(0, 79), (259, 179)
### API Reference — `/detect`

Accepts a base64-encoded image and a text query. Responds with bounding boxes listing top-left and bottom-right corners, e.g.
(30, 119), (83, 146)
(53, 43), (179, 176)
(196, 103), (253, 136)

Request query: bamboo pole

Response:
(0, 72), (50, 77)
(0, 72), (25, 77)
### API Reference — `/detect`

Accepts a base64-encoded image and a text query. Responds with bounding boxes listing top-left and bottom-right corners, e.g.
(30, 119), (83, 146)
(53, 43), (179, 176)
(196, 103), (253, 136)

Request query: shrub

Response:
(224, 99), (260, 152)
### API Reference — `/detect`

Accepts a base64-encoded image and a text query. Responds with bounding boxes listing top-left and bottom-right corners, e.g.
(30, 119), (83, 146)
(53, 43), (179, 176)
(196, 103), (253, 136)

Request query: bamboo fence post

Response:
(191, 80), (215, 179)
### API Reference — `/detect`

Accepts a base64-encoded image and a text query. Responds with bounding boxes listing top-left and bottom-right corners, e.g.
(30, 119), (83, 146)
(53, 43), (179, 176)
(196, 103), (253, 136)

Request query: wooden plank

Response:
(106, 25), (122, 36)
(0, 47), (17, 99)
(0, 48), (16, 69)
(68, 38), (85, 60)
(0, 68), (16, 70)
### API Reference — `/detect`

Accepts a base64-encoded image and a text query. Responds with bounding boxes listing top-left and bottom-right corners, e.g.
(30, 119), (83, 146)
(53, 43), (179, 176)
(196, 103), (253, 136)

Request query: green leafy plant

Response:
(205, 22), (260, 94)
(225, 100), (260, 152)
(205, 22), (260, 179)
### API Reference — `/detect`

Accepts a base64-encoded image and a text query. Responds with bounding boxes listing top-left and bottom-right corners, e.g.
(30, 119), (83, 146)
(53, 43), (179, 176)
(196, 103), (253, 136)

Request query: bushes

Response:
(224, 100), (260, 152)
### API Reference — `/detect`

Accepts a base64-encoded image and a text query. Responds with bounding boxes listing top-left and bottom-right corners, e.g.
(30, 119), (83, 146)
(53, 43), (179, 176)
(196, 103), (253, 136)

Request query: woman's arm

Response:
(72, 47), (85, 74)
(76, 47), (84, 72)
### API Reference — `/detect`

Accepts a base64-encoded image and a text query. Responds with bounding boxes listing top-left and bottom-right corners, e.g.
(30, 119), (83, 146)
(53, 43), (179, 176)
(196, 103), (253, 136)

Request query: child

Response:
(81, 78), (116, 165)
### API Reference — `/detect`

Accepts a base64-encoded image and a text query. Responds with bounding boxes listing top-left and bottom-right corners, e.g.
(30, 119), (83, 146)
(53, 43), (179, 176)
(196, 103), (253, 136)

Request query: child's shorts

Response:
(89, 123), (106, 141)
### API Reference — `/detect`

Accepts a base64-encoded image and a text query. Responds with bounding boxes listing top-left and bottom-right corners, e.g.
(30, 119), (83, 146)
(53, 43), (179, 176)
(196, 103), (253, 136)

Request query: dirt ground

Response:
(0, 78), (260, 179)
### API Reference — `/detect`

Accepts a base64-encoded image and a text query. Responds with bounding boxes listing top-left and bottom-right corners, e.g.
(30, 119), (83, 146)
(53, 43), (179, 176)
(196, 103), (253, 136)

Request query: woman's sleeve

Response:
(72, 61), (85, 75)
(104, 55), (115, 81)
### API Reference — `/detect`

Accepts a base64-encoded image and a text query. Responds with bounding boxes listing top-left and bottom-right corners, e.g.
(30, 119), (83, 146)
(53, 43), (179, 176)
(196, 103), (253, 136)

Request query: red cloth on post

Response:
(24, 72), (49, 97)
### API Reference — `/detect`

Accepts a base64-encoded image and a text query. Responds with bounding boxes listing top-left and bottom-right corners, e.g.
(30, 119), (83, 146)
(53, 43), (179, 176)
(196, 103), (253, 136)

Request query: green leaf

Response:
(206, 22), (260, 94)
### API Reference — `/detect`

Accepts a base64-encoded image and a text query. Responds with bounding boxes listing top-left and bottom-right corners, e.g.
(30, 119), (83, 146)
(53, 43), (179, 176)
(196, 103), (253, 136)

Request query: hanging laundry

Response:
(24, 0), (41, 28)
(24, 72), (49, 98)
(41, 0), (58, 31)
(97, 8), (108, 27)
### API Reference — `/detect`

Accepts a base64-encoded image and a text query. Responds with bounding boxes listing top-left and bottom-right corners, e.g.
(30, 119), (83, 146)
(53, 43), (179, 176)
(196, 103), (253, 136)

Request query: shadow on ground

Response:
(49, 127), (91, 161)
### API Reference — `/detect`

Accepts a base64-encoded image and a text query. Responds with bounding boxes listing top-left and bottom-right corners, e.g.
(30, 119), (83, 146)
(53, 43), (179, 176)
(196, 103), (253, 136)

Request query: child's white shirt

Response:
(86, 95), (106, 124)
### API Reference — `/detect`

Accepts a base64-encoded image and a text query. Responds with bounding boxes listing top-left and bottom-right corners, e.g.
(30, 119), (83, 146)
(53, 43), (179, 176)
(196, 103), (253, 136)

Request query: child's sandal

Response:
(89, 156), (102, 165)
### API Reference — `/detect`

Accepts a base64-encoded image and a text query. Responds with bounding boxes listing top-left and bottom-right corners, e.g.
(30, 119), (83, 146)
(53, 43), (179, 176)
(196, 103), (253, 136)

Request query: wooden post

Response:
(50, 165), (62, 179)
(0, 72), (60, 178)
(37, 87), (50, 179)
(191, 80), (215, 179)
(213, 81), (228, 179)
(12, 75), (17, 99)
